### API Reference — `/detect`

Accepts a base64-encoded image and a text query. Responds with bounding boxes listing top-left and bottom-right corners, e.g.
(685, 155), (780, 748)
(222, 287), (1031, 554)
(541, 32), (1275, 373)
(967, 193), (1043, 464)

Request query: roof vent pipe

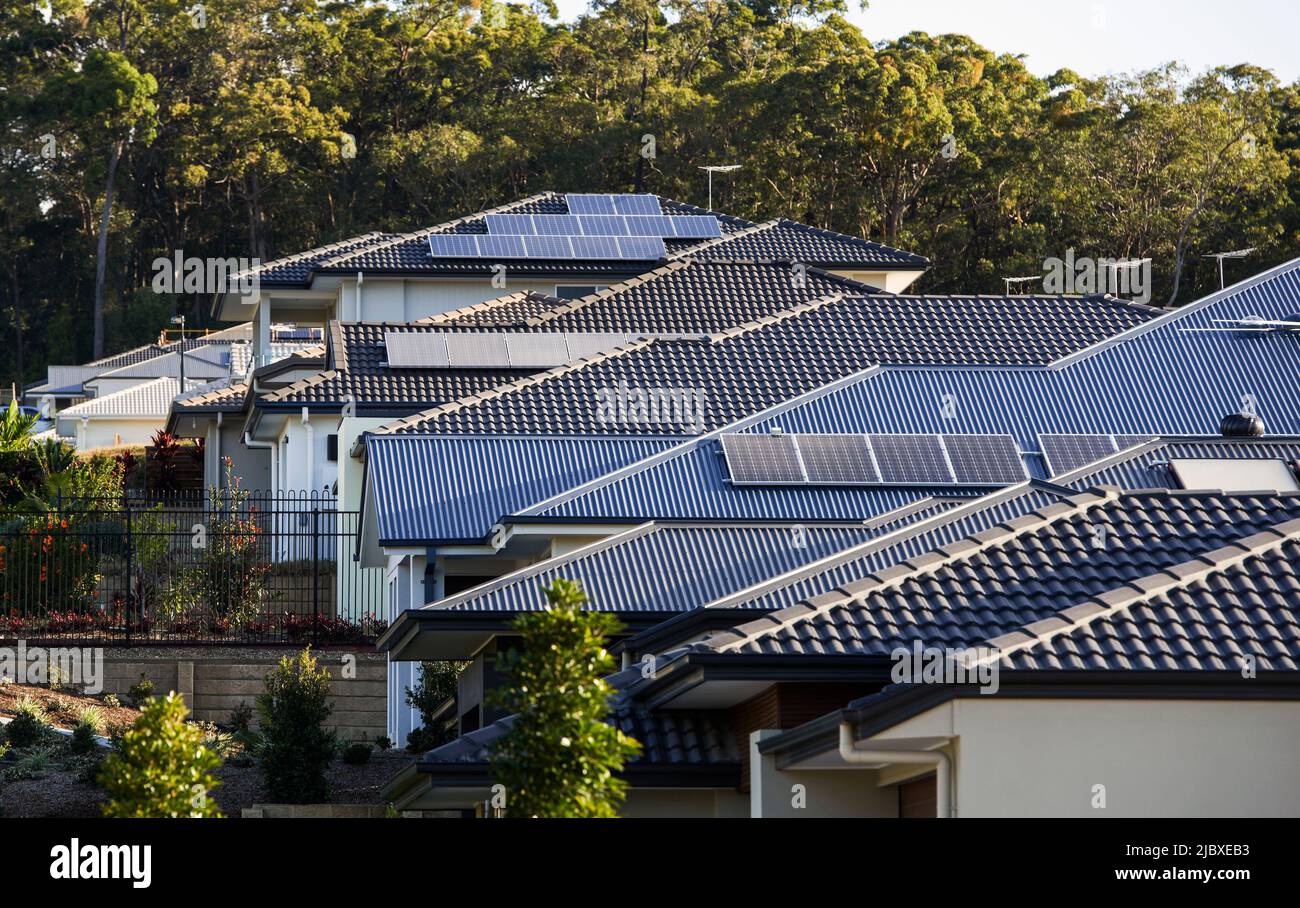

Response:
(1220, 411), (1265, 437)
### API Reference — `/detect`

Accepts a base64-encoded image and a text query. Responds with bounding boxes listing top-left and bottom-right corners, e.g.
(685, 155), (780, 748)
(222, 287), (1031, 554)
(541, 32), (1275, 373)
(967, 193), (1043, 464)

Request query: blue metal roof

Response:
(429, 522), (910, 614)
(527, 258), (1300, 522)
(365, 435), (676, 544)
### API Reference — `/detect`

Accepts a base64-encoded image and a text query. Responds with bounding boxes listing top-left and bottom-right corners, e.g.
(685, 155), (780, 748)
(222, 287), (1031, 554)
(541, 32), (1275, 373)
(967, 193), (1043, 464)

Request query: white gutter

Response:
(213, 411), (223, 476)
(356, 271), (364, 321)
(838, 724), (953, 818)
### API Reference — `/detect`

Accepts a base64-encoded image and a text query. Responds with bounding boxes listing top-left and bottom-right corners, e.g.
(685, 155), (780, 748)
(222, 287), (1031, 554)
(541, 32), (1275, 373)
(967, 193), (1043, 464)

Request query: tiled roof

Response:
(417, 292), (572, 327)
(374, 292), (1158, 436)
(59, 376), (185, 418)
(172, 381), (249, 412)
(245, 231), (397, 286)
(675, 219), (929, 268)
(695, 488), (1300, 659)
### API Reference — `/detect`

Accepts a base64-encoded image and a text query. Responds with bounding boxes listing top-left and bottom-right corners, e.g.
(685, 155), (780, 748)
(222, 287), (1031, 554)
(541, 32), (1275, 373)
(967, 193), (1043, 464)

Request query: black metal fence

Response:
(0, 490), (385, 646)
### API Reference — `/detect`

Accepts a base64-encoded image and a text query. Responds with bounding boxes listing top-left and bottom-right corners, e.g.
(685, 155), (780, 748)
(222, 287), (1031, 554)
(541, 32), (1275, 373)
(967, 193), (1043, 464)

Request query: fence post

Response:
(123, 496), (133, 645)
(311, 506), (320, 648)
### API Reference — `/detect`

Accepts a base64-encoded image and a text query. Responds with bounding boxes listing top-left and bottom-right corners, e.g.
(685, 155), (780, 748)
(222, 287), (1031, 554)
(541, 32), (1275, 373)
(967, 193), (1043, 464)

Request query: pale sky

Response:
(552, 0), (1300, 84)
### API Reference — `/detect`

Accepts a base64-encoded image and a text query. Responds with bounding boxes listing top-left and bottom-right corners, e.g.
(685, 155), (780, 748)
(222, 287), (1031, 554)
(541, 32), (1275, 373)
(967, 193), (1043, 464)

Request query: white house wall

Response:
(67, 417), (163, 451)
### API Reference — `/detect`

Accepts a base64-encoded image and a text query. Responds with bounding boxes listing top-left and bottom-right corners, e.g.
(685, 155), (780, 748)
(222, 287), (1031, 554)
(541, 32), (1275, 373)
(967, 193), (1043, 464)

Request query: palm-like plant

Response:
(0, 400), (36, 452)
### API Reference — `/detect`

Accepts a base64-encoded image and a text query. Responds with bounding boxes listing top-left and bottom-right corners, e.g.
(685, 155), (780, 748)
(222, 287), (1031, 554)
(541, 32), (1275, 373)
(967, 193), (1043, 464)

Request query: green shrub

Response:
(342, 742), (372, 765)
(404, 725), (442, 754)
(69, 720), (99, 756)
(126, 674), (154, 707)
(5, 743), (57, 780)
(74, 703), (105, 732)
(101, 693), (121, 708)
(5, 696), (50, 749)
(489, 579), (641, 818)
(257, 648), (335, 803)
(227, 701), (253, 733)
(374, 736), (393, 751)
(99, 692), (223, 818)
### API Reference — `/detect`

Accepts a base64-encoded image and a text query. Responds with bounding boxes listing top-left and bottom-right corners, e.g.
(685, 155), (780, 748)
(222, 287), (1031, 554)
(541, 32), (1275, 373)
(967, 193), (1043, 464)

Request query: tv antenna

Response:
(698, 165), (741, 211)
(1002, 276), (1039, 295)
(1202, 248), (1255, 290)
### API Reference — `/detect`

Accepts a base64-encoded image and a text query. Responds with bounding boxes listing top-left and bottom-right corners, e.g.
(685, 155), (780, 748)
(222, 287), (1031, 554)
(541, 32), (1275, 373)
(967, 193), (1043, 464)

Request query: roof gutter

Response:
(838, 723), (953, 818)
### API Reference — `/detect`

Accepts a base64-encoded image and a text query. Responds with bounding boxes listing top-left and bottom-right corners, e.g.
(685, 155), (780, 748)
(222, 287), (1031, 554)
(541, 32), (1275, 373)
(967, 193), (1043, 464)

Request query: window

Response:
(554, 284), (607, 299)
(1169, 458), (1300, 492)
(326, 433), (338, 461)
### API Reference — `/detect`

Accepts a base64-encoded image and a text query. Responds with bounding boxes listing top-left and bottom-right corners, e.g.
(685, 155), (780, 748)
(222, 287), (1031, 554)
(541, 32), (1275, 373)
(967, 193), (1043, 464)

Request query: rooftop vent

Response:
(1220, 412), (1265, 437)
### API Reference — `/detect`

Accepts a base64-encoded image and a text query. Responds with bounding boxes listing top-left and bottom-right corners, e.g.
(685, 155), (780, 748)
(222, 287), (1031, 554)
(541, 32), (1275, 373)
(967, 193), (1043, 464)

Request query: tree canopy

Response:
(2, 0), (1297, 384)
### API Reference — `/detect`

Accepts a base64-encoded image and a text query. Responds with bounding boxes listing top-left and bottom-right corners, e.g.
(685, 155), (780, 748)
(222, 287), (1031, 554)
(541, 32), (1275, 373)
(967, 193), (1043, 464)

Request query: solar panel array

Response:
(428, 233), (666, 261)
(483, 213), (721, 239)
(1038, 433), (1157, 476)
(427, 194), (722, 261)
(384, 331), (642, 369)
(721, 433), (1027, 486)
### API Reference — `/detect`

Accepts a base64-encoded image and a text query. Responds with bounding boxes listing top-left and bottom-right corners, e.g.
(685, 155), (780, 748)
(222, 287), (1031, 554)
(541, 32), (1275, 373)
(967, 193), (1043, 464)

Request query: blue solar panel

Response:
(476, 235), (527, 258)
(427, 234), (480, 257)
(566, 194), (618, 214)
(577, 215), (627, 236)
(623, 215), (674, 236)
(612, 194), (661, 215)
(532, 215), (582, 235)
(940, 434), (1025, 484)
(615, 236), (667, 259)
(1038, 434), (1119, 476)
(722, 434), (803, 484)
(869, 435), (952, 484)
(668, 215), (723, 239)
(569, 236), (622, 259)
(483, 214), (534, 235)
(523, 235), (571, 258)
(796, 435), (878, 484)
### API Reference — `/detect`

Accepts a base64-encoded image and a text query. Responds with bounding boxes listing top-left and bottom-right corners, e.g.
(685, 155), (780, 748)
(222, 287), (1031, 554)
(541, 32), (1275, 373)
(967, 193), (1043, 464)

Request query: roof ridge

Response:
(258, 369), (343, 403)
(703, 486), (1122, 656)
(522, 261), (692, 325)
(315, 193), (557, 268)
(237, 230), (389, 280)
(977, 519), (1300, 666)
(694, 481), (1070, 613)
(426, 522), (659, 610)
(775, 218), (930, 265)
(665, 220), (778, 260)
(707, 292), (845, 341)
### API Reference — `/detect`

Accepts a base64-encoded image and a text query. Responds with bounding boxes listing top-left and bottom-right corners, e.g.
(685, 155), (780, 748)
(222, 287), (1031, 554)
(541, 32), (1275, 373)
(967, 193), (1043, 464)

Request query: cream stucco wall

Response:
(867, 697), (1300, 818)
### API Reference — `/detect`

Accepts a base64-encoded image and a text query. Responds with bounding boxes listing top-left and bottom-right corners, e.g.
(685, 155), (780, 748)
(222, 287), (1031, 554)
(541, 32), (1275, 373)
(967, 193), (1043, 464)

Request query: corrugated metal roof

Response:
(429, 522), (906, 614)
(365, 435), (677, 544)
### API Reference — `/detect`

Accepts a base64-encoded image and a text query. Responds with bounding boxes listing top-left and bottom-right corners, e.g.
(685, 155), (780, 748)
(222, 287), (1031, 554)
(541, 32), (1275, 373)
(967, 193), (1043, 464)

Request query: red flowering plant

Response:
(0, 512), (101, 623)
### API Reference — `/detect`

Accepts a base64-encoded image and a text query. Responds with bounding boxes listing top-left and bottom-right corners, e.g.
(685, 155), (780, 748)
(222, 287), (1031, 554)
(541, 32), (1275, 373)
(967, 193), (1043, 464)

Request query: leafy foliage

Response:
(99, 692), (223, 818)
(256, 647), (335, 803)
(489, 579), (641, 818)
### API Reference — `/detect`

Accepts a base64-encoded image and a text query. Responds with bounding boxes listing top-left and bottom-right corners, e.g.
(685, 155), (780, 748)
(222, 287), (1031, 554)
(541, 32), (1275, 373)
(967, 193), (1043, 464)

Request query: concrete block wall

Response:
(100, 647), (387, 742)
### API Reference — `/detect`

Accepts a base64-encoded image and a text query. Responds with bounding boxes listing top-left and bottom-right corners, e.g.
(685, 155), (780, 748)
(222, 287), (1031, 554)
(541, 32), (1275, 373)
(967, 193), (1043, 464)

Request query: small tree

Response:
(489, 579), (640, 818)
(99, 692), (223, 818)
(257, 647), (335, 803)
(404, 660), (467, 750)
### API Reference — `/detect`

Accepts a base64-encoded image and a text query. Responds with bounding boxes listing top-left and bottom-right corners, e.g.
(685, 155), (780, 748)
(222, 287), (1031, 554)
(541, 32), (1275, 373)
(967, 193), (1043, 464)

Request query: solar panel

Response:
(483, 214), (536, 235)
(445, 333), (511, 368)
(427, 234), (480, 257)
(569, 236), (622, 259)
(721, 434), (804, 484)
(612, 194), (661, 215)
(564, 332), (637, 360)
(1038, 434), (1120, 476)
(383, 332), (449, 368)
(795, 434), (879, 484)
(532, 215), (583, 235)
(566, 194), (618, 215)
(868, 434), (952, 484)
(576, 215), (626, 236)
(940, 434), (1026, 484)
(504, 333), (571, 368)
(476, 235), (528, 258)
(623, 215), (675, 236)
(615, 236), (667, 259)
(668, 215), (723, 239)
(522, 235), (572, 258)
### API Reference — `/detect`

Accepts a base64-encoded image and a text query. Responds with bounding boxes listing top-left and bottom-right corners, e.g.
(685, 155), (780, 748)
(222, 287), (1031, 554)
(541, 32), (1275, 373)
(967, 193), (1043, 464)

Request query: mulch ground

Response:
(0, 682), (142, 730)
